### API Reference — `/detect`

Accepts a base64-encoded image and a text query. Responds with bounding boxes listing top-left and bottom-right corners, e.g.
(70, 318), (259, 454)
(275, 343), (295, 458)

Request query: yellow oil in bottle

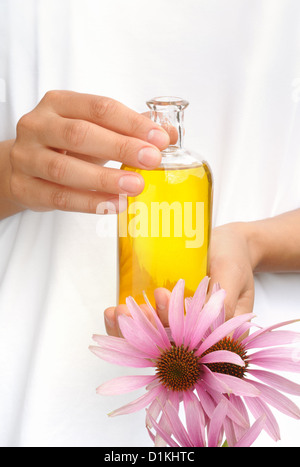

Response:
(117, 162), (213, 306)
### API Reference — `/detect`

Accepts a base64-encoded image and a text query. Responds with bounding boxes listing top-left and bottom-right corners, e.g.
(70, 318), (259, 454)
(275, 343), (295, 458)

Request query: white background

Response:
(0, 0), (299, 447)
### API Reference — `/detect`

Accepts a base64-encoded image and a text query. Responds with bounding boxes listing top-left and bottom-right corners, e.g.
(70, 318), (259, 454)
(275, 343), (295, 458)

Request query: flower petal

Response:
(148, 394), (186, 447)
(234, 415), (266, 447)
(188, 289), (226, 350)
(146, 388), (169, 445)
(183, 276), (210, 346)
(250, 380), (300, 419)
(126, 296), (168, 350)
(108, 384), (162, 417)
(146, 415), (179, 448)
(92, 334), (149, 358)
(210, 391), (250, 429)
(212, 373), (261, 397)
(223, 417), (236, 447)
(225, 394), (250, 430)
(245, 330), (300, 350)
(183, 392), (206, 447)
(210, 282), (226, 331)
(249, 347), (300, 373)
(244, 395), (281, 441)
(163, 400), (193, 447)
(142, 291), (172, 350)
(118, 314), (160, 358)
(242, 319), (300, 347)
(195, 313), (255, 356)
(185, 297), (192, 313)
(207, 399), (228, 447)
(201, 367), (234, 394)
(146, 387), (168, 420)
(168, 279), (185, 346)
(232, 322), (260, 341)
(200, 350), (245, 367)
(195, 384), (218, 418)
(248, 369), (300, 397)
(96, 374), (157, 395)
(89, 345), (154, 368)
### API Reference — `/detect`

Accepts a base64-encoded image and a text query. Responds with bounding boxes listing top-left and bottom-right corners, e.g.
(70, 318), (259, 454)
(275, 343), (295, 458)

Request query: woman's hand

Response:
(104, 222), (256, 335)
(6, 91), (172, 215)
(208, 223), (255, 320)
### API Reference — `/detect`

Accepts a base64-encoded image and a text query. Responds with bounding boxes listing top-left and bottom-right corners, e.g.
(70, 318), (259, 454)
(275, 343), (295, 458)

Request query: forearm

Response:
(0, 139), (24, 220)
(241, 210), (300, 273)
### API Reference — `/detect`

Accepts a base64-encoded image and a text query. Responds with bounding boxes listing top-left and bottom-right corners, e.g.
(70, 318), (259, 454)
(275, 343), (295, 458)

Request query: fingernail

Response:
(138, 147), (161, 168)
(147, 129), (170, 148)
(119, 175), (143, 194)
(156, 302), (166, 312)
(96, 195), (127, 214)
(155, 293), (168, 311)
(104, 315), (115, 329)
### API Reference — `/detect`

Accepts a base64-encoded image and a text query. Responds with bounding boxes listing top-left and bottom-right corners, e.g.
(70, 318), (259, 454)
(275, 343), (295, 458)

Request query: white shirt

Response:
(0, 0), (299, 447)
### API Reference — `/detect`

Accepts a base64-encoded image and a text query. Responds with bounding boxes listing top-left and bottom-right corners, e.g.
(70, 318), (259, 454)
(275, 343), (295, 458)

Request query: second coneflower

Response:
(196, 305), (300, 443)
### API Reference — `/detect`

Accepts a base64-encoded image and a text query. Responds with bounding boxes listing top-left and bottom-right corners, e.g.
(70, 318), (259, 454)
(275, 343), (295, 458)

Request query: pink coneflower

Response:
(195, 292), (300, 443)
(89, 278), (258, 423)
(147, 393), (266, 447)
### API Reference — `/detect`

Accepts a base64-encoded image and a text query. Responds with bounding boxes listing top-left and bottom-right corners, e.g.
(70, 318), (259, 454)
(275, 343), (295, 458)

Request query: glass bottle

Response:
(117, 96), (213, 306)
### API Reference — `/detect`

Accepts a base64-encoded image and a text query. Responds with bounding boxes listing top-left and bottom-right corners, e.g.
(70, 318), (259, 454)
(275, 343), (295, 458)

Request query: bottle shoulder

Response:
(159, 147), (201, 169)
(121, 146), (213, 190)
(122, 148), (212, 172)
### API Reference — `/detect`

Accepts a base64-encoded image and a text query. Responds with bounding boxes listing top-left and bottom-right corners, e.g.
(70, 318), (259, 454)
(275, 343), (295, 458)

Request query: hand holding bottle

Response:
(1, 91), (173, 218)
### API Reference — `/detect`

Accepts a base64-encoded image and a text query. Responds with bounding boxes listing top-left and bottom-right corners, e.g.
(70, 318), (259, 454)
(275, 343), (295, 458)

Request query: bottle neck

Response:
(146, 97), (189, 154)
(151, 107), (185, 151)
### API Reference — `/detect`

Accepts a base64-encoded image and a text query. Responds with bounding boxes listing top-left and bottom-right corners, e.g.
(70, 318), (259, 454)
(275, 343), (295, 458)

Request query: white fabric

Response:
(0, 0), (299, 447)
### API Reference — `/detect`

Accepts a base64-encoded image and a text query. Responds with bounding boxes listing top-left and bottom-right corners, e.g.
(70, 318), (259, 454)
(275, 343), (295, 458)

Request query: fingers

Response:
(11, 137), (145, 213)
(39, 91), (171, 150)
(208, 257), (255, 320)
(104, 305), (129, 337)
(208, 224), (256, 320)
(11, 91), (178, 215)
(23, 147), (145, 196)
(10, 174), (128, 214)
(104, 287), (172, 337)
(104, 303), (157, 337)
(37, 114), (164, 169)
(142, 111), (179, 146)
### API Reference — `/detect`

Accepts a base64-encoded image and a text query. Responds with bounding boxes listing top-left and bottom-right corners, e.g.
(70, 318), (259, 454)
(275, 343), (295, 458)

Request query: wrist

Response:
(237, 221), (265, 272)
(0, 139), (24, 219)
(211, 221), (262, 273)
